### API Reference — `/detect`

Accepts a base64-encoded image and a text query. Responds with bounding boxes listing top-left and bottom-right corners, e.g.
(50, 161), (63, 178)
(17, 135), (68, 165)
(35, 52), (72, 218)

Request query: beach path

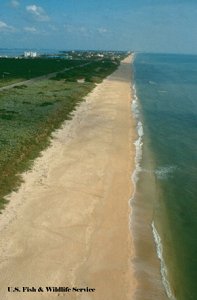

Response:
(0, 62), (90, 91)
(0, 55), (136, 300)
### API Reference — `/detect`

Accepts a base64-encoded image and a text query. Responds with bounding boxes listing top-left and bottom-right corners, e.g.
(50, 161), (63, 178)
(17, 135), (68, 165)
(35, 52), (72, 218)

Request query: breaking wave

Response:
(152, 222), (176, 300)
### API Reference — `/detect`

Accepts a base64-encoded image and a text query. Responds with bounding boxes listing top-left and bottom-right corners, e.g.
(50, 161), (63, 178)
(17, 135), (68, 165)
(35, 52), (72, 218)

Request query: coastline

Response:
(130, 55), (171, 300)
(0, 55), (137, 299)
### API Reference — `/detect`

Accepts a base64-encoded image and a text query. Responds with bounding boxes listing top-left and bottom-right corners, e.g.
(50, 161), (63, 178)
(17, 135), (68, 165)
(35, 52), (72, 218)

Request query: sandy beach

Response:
(0, 55), (136, 300)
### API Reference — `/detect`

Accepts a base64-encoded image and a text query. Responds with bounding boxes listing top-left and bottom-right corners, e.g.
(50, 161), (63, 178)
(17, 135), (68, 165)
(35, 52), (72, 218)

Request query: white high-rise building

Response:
(24, 51), (37, 58)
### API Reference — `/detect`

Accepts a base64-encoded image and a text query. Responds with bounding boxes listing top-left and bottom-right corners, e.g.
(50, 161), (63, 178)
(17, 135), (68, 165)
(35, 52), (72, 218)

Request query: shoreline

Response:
(0, 55), (137, 299)
(130, 58), (170, 300)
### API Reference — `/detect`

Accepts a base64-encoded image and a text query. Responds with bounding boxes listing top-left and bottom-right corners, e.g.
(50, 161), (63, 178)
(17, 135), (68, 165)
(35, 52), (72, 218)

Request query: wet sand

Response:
(0, 55), (136, 300)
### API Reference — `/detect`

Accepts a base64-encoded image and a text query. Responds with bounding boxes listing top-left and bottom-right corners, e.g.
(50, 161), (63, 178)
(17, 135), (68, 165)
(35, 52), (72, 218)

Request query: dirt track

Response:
(0, 62), (90, 91)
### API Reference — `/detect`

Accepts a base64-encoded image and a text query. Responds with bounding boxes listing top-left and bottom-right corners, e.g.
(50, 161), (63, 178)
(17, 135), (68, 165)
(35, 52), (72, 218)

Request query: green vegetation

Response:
(0, 53), (126, 211)
(53, 59), (120, 83)
(0, 58), (82, 87)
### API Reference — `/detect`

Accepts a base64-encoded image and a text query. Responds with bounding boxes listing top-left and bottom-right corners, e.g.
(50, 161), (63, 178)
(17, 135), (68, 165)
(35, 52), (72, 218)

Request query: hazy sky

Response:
(1, 0), (197, 53)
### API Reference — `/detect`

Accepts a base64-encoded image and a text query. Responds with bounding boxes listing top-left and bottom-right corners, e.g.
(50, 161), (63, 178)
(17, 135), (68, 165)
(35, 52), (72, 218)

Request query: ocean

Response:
(131, 53), (197, 300)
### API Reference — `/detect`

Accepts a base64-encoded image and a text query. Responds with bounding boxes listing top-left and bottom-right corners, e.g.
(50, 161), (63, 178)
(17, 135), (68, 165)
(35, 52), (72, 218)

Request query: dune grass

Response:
(53, 59), (120, 83)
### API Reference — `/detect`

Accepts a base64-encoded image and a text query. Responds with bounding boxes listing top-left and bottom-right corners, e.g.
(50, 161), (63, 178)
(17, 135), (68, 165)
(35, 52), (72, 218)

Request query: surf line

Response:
(152, 222), (176, 300)
(129, 54), (176, 300)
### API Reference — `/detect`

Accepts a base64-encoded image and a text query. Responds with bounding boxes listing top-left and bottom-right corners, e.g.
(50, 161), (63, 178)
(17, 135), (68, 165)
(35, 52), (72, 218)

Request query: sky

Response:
(0, 0), (197, 54)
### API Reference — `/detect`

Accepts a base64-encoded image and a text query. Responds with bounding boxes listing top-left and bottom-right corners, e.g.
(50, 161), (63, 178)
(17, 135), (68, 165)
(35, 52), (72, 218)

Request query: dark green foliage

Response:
(0, 58), (83, 87)
(52, 59), (119, 83)
(13, 85), (27, 89)
(40, 101), (54, 106)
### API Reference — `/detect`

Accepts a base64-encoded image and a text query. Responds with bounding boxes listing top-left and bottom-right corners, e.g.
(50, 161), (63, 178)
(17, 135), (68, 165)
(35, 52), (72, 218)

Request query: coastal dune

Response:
(0, 55), (136, 299)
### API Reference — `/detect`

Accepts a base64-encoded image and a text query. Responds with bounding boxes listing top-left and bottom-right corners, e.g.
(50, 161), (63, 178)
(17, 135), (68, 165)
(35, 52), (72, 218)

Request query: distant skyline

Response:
(1, 0), (197, 54)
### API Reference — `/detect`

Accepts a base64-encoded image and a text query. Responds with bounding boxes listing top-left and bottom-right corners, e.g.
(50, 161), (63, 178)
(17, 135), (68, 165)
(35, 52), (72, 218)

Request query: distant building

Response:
(97, 54), (104, 58)
(24, 51), (37, 58)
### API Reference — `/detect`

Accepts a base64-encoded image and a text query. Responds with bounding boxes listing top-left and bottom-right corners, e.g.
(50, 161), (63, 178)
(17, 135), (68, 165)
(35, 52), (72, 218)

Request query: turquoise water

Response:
(132, 53), (197, 300)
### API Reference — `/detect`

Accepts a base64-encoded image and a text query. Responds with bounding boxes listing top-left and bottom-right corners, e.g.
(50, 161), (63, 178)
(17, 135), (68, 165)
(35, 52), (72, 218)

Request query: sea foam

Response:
(152, 222), (176, 300)
(131, 83), (144, 196)
(130, 74), (176, 300)
(154, 165), (177, 180)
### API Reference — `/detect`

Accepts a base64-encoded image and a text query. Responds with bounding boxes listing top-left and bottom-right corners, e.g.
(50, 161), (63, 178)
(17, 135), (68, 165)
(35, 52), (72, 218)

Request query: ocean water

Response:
(131, 53), (197, 300)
